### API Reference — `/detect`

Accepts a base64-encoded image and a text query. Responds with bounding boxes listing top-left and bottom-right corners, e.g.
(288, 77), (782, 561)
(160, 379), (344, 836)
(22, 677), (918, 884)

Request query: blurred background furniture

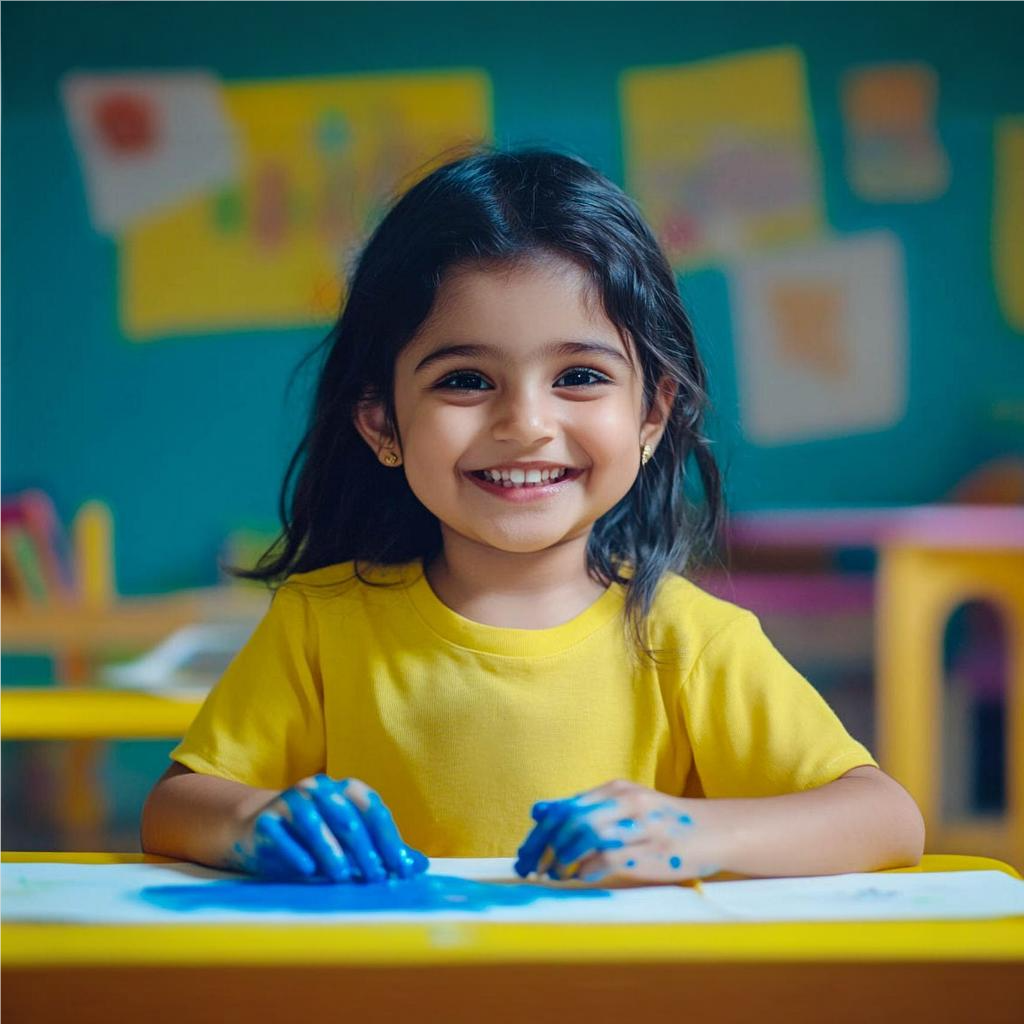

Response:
(709, 505), (1024, 868)
(1, 495), (267, 847)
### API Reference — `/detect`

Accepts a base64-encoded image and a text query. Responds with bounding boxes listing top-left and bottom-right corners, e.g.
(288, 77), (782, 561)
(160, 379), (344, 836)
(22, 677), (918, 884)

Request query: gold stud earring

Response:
(381, 449), (401, 467)
(641, 443), (653, 467)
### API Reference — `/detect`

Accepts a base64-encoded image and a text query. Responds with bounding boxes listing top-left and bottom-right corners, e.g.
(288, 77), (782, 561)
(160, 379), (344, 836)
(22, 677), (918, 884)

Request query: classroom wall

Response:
(3, 1), (1022, 597)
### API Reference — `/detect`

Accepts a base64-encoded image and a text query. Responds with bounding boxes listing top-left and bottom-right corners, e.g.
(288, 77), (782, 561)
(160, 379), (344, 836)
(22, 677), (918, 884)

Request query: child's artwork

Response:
(63, 70), (492, 341)
(4, 860), (1022, 925)
(728, 231), (907, 445)
(841, 64), (950, 202)
(61, 72), (241, 234)
(993, 116), (1024, 332)
(621, 47), (825, 270)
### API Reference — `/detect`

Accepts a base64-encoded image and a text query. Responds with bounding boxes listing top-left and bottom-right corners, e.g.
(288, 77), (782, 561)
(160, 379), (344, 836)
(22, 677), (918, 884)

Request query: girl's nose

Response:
(491, 386), (556, 446)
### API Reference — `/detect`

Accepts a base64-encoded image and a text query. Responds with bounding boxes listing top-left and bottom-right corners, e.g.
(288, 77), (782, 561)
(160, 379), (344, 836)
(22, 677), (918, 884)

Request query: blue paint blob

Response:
(669, 856), (682, 869)
(677, 814), (693, 826)
(625, 858), (637, 868)
(139, 875), (611, 915)
(616, 817), (637, 829)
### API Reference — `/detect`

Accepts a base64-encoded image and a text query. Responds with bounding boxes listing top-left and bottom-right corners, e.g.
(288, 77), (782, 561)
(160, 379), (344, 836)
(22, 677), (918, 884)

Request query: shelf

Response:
(1, 586), (269, 653)
(1, 687), (204, 740)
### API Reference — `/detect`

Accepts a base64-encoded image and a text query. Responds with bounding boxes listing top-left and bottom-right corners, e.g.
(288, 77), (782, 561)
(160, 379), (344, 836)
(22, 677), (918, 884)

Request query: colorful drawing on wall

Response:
(61, 73), (241, 233)
(120, 71), (491, 340)
(621, 47), (825, 270)
(993, 116), (1024, 333)
(728, 231), (907, 445)
(841, 64), (949, 202)
(64, 71), (491, 340)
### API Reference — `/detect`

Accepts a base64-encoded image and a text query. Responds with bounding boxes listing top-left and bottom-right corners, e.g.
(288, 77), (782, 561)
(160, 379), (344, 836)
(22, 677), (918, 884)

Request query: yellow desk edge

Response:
(3, 852), (1023, 967)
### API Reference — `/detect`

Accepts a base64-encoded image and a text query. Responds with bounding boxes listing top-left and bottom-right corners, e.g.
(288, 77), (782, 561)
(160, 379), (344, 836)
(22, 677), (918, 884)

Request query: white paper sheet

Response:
(60, 71), (239, 232)
(728, 231), (907, 444)
(3, 860), (1022, 926)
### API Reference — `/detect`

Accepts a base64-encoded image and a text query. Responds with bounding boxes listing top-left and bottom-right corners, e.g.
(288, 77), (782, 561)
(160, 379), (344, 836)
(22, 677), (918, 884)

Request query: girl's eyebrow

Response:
(413, 339), (633, 375)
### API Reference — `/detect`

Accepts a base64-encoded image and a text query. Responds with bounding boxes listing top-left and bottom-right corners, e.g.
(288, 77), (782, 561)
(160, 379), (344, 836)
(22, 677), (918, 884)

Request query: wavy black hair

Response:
(229, 144), (725, 666)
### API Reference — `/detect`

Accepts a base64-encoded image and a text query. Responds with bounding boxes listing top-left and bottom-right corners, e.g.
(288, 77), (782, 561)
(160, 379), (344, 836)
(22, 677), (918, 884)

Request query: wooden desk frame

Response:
(3, 852), (1022, 1024)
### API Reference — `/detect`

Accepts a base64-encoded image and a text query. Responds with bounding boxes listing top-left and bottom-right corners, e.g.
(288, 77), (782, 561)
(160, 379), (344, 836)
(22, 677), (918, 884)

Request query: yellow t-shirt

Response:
(171, 559), (878, 856)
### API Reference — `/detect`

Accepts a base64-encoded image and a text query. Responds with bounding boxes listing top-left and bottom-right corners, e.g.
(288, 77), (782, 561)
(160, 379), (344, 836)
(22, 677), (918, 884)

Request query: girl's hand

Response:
(514, 779), (720, 886)
(232, 774), (429, 883)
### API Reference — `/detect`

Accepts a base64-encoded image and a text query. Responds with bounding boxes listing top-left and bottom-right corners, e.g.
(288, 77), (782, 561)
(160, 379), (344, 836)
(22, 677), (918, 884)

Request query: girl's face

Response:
(358, 257), (673, 559)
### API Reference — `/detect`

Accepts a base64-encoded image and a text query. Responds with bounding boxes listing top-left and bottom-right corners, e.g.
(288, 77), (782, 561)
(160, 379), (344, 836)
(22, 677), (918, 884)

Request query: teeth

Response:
(481, 467), (569, 487)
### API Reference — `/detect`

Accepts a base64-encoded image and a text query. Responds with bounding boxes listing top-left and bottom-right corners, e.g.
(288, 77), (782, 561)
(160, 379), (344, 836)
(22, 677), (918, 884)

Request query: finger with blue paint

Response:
(249, 811), (318, 879)
(531, 800), (557, 822)
(333, 777), (422, 880)
(544, 802), (633, 879)
(298, 777), (387, 882)
(304, 775), (420, 882)
(280, 787), (353, 882)
(514, 794), (604, 877)
(514, 797), (575, 877)
(233, 801), (329, 881)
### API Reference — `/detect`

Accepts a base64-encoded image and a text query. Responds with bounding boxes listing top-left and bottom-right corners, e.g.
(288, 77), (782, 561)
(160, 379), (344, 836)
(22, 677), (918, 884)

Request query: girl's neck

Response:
(423, 536), (608, 630)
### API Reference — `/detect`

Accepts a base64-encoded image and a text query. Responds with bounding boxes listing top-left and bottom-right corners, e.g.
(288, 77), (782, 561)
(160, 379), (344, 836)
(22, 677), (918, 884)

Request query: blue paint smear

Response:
(139, 874), (612, 915)
(669, 856), (682, 869)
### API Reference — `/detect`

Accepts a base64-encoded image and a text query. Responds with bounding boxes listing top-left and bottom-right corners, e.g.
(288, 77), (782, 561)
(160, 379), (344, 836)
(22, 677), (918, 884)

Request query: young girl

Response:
(141, 147), (925, 887)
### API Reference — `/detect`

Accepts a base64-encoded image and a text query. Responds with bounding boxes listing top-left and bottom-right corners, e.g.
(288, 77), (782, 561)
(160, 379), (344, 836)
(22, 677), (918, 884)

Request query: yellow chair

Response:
(876, 509), (1024, 870)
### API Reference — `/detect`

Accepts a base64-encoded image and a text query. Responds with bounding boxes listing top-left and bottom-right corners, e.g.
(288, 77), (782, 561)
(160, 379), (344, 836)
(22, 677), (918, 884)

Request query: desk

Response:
(3, 852), (1022, 1024)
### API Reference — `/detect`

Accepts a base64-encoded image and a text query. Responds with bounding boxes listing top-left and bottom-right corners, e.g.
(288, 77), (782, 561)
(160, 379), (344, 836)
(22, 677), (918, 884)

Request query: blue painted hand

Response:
(232, 774), (430, 884)
(514, 779), (716, 886)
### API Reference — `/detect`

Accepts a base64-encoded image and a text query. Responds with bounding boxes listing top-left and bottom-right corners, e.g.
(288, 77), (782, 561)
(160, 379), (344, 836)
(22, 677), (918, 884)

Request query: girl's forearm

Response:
(697, 769), (926, 878)
(140, 762), (278, 870)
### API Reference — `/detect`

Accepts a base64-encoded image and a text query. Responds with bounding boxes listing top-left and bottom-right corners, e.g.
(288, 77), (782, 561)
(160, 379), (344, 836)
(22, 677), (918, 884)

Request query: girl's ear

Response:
(352, 392), (398, 459)
(640, 375), (678, 450)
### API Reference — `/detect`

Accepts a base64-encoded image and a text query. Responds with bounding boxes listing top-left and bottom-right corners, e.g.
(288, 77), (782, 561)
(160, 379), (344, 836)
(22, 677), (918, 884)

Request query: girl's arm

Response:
(140, 762), (279, 870)
(694, 765), (926, 877)
(516, 766), (926, 883)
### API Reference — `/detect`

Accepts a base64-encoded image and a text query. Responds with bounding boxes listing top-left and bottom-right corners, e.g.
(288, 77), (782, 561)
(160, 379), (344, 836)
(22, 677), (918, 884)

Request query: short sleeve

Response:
(170, 584), (326, 789)
(679, 611), (878, 798)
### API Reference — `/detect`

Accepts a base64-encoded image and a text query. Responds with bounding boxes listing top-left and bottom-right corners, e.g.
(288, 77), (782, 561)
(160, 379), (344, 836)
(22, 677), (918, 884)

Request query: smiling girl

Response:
(141, 147), (924, 887)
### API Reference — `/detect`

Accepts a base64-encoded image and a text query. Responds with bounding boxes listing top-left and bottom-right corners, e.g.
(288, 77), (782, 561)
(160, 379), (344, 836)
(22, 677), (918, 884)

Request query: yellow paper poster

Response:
(119, 71), (492, 340)
(993, 116), (1024, 333)
(621, 47), (825, 270)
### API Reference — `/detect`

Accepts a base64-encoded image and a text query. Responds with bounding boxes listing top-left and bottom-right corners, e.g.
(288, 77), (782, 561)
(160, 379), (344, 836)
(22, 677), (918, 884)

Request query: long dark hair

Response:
(229, 145), (725, 665)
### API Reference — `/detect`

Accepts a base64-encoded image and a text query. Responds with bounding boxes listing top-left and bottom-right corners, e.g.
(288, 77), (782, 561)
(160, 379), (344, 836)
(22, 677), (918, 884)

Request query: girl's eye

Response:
(434, 368), (611, 391)
(556, 368), (611, 388)
(435, 372), (490, 391)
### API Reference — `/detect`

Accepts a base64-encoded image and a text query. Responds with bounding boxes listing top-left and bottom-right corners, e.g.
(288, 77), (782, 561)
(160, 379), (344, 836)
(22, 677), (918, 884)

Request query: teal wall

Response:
(3, 1), (1022, 596)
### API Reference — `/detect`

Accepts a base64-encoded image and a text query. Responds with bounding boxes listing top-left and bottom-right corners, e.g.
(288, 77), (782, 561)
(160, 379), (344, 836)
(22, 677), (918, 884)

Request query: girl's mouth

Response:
(465, 468), (584, 502)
